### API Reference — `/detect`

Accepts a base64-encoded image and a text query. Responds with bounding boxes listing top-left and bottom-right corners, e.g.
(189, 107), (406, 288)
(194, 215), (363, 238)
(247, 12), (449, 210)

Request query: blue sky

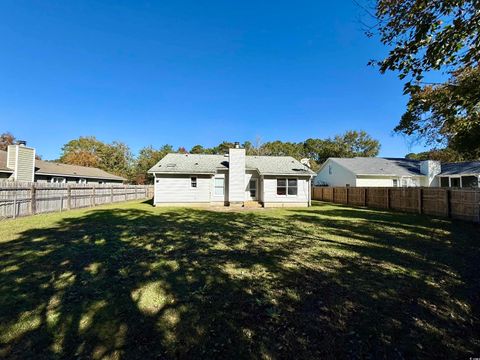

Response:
(0, 1), (429, 160)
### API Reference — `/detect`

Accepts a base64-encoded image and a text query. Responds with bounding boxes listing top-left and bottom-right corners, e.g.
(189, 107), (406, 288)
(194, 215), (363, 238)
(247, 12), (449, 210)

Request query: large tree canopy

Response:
(371, 0), (480, 158)
(60, 136), (133, 179)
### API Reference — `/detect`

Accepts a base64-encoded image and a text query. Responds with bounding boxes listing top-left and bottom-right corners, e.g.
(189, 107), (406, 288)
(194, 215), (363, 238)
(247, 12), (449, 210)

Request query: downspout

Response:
(308, 176), (312, 207)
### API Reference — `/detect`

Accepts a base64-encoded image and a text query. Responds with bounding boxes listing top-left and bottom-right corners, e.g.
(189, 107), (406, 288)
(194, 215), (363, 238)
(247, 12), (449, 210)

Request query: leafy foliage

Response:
(372, 0), (480, 158)
(0, 132), (16, 151)
(134, 145), (173, 184)
(60, 136), (133, 179)
(405, 147), (464, 162)
(187, 131), (380, 171)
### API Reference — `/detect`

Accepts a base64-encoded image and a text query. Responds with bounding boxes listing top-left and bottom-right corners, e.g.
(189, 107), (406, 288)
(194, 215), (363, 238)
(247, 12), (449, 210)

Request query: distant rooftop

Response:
(0, 150), (125, 181)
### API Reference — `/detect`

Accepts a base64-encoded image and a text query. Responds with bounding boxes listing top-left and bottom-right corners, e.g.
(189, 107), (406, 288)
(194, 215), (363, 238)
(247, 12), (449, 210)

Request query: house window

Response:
(214, 177), (224, 196)
(277, 178), (298, 196)
(277, 179), (287, 195)
(450, 177), (460, 188)
(249, 179), (257, 197)
(191, 177), (197, 188)
(288, 179), (298, 195)
(98, 181), (106, 184)
(392, 179), (398, 187)
(78, 178), (87, 184)
(440, 177), (449, 187)
(328, 165), (333, 175)
(51, 177), (66, 184)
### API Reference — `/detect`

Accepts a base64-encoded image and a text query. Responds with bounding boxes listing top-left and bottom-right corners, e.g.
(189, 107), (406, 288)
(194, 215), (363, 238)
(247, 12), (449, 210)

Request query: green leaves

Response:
(372, 0), (480, 158)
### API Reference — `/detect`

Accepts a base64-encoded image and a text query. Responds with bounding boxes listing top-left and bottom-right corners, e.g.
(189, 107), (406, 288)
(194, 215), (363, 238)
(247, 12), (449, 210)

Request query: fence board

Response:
(0, 182), (154, 220)
(312, 186), (480, 223)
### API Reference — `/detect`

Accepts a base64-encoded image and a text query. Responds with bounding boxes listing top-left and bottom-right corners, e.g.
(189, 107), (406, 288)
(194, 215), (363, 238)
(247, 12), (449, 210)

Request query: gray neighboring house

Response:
(315, 157), (480, 188)
(0, 143), (125, 184)
(148, 144), (315, 207)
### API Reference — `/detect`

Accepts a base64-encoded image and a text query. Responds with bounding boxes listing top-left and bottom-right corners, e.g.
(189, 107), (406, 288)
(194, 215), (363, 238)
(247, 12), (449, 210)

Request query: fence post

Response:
(386, 188), (390, 209)
(124, 185), (127, 201)
(346, 187), (349, 205)
(111, 186), (114, 203)
(92, 185), (96, 207)
(30, 184), (36, 215)
(67, 185), (72, 210)
(446, 189), (452, 218)
(418, 188), (423, 214)
(13, 190), (17, 219)
(363, 188), (367, 207)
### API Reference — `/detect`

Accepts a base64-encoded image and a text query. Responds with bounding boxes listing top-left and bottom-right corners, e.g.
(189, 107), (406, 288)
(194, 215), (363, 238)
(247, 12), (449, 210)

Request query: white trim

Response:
(51, 177), (66, 184)
(276, 178), (299, 197)
(35, 172), (123, 181)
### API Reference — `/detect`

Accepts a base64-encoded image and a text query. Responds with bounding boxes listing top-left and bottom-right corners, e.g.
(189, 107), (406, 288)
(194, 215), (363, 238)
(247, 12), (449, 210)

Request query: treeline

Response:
(1, 130), (380, 184)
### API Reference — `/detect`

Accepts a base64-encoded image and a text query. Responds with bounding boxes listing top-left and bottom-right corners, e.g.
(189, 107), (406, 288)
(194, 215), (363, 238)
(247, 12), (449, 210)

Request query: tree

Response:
(303, 131), (380, 164)
(405, 148), (463, 162)
(370, 0), (480, 158)
(60, 136), (133, 178)
(190, 145), (205, 154)
(100, 141), (134, 178)
(133, 145), (173, 184)
(59, 136), (105, 168)
(0, 132), (15, 151)
(396, 67), (480, 158)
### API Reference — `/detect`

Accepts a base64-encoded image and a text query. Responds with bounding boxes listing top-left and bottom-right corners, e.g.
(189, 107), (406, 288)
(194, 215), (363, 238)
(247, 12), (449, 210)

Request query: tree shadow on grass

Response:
(0, 204), (479, 359)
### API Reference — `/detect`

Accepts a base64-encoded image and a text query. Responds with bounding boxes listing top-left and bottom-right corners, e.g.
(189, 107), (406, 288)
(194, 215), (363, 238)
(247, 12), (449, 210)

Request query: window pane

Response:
(288, 179), (297, 187)
(214, 177), (224, 195)
(440, 178), (449, 187)
(277, 179), (286, 187)
(277, 187), (286, 195)
(249, 179), (257, 189)
(191, 177), (197, 188)
(288, 186), (297, 195)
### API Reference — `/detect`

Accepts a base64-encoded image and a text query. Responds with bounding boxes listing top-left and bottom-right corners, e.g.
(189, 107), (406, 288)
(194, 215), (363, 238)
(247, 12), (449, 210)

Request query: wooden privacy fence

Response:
(0, 182), (154, 220)
(312, 186), (480, 223)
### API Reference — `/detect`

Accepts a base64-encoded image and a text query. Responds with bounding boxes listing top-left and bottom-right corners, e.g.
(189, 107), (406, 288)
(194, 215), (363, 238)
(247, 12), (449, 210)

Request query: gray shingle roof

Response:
(439, 161), (480, 175)
(0, 150), (125, 181)
(148, 153), (315, 176)
(330, 157), (423, 176)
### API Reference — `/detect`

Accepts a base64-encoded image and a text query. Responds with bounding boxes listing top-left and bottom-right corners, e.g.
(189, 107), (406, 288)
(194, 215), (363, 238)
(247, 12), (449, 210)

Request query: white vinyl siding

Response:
(154, 174), (212, 204)
(314, 159), (356, 187)
(356, 176), (426, 187)
(228, 148), (245, 202)
(262, 176), (309, 205)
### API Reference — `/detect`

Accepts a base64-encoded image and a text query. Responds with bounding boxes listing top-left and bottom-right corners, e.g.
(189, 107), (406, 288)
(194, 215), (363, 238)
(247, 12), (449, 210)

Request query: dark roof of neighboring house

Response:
(0, 150), (125, 181)
(327, 157), (423, 176)
(149, 153), (315, 176)
(439, 161), (480, 175)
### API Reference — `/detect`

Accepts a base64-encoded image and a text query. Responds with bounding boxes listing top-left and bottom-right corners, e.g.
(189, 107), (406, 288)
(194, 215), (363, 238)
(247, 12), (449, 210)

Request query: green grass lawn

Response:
(0, 200), (479, 359)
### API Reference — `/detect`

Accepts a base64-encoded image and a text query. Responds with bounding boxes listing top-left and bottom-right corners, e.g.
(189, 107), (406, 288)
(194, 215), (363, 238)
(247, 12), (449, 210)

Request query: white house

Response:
(314, 157), (480, 188)
(148, 144), (315, 207)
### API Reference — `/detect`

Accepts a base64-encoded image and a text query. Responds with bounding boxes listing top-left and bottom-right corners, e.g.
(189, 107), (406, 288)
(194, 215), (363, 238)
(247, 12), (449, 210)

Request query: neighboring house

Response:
(148, 143), (316, 207)
(0, 143), (125, 184)
(314, 157), (480, 188)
